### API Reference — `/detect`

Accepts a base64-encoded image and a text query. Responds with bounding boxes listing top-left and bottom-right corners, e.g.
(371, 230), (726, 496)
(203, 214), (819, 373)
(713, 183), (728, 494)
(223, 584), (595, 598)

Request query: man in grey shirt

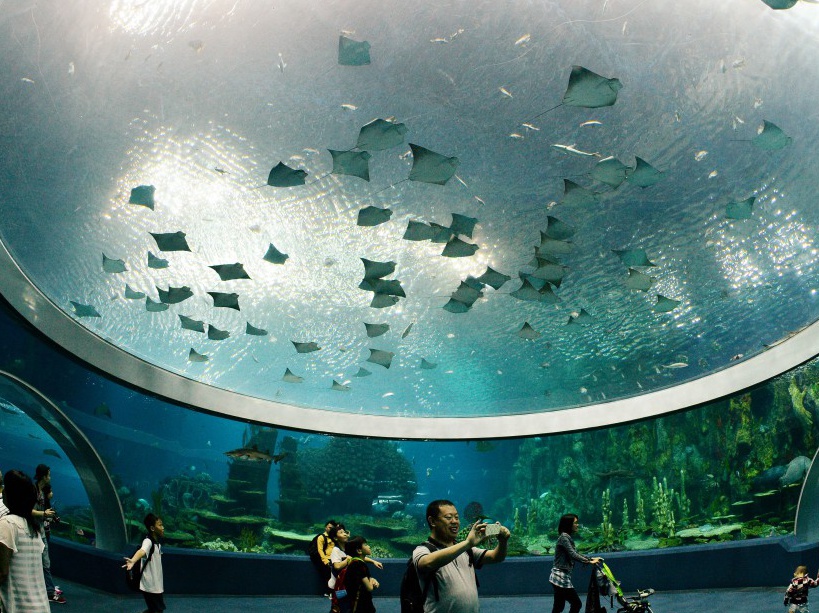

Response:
(412, 499), (510, 613)
(0, 470), (8, 518)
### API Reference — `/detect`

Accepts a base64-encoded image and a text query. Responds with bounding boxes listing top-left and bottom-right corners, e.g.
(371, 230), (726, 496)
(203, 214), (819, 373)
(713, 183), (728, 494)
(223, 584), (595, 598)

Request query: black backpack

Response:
(125, 539), (155, 591)
(307, 533), (326, 566)
(399, 540), (477, 613)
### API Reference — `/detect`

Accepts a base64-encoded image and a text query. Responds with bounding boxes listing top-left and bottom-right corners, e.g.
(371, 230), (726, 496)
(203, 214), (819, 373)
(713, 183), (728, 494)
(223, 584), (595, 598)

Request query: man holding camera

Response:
(412, 499), (511, 613)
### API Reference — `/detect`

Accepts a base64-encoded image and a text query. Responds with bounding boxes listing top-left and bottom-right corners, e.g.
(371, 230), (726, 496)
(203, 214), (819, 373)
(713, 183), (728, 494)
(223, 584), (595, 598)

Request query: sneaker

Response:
(48, 594), (67, 604)
(54, 587), (63, 596)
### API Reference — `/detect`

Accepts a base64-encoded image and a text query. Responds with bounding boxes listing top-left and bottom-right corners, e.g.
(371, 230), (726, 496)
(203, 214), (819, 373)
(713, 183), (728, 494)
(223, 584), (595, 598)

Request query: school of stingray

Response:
(12, 0), (818, 419)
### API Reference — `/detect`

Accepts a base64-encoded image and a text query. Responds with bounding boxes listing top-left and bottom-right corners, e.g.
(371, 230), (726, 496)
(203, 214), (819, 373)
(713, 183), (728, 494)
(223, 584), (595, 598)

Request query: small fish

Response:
(551, 143), (600, 157)
(426, 468), (433, 477)
(383, 392), (395, 398)
(214, 167), (229, 174)
(662, 362), (689, 369)
(68, 62), (75, 76)
(514, 33), (531, 46)
(399, 150), (412, 160)
(734, 115), (745, 124)
(454, 174), (468, 188)
(474, 196), (485, 206)
(708, 170), (718, 178)
(341, 103), (358, 111)
(732, 58), (746, 69)
(450, 28), (464, 40)
(341, 29), (356, 36)
(521, 122), (540, 131)
(304, 147), (321, 155)
(694, 150), (708, 161)
(94, 402), (112, 419)
(509, 133), (524, 139)
(730, 353), (744, 361)
(21, 77), (35, 84)
(499, 86), (513, 98)
(579, 387), (588, 394)
(430, 37), (449, 44)
(579, 120), (602, 127)
(753, 97), (763, 109)
(277, 53), (286, 73)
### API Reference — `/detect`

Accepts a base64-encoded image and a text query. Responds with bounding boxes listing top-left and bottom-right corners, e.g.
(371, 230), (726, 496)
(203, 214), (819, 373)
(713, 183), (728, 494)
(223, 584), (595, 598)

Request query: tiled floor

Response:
(51, 579), (783, 612)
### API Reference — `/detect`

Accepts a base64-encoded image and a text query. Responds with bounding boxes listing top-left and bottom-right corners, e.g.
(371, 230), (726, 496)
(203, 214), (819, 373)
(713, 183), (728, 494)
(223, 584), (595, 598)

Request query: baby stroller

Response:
(594, 562), (655, 613)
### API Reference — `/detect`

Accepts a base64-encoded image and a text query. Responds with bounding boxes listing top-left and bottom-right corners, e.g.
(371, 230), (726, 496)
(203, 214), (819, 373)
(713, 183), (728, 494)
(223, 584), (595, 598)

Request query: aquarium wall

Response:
(1, 298), (817, 561)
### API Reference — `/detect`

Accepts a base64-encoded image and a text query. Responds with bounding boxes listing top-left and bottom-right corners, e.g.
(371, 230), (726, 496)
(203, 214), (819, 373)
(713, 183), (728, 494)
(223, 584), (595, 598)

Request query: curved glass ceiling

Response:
(2, 0), (819, 428)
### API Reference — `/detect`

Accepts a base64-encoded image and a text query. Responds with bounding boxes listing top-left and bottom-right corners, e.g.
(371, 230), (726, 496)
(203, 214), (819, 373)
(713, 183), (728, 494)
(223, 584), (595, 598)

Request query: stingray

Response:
(292, 341), (321, 353)
(267, 162), (307, 187)
(354, 367), (372, 377)
(103, 254), (127, 273)
(567, 308), (595, 325)
(331, 380), (351, 391)
(356, 119), (407, 151)
(420, 358), (437, 369)
(208, 325), (230, 341)
(282, 368), (304, 383)
(752, 121), (792, 150)
(443, 298), (471, 313)
(408, 144), (460, 185)
(527, 65), (622, 121)
(129, 185), (155, 209)
(151, 231), (191, 252)
(361, 258), (396, 280)
(371, 294), (400, 308)
(188, 348), (209, 363)
(208, 292), (240, 310)
(561, 179), (598, 207)
(519, 322), (541, 340)
(477, 267), (511, 290)
(538, 234), (573, 255)
(145, 297), (169, 312)
(179, 315), (205, 333)
(442, 237), (479, 258)
(358, 206), (392, 227)
(404, 220), (436, 241)
(591, 157), (630, 188)
(156, 285), (193, 304)
(760, 0), (798, 7)
(124, 285), (145, 300)
(654, 295), (681, 313)
(210, 263), (251, 281)
(451, 279), (484, 306)
(520, 271), (560, 290)
(544, 216), (576, 241)
(402, 323), (414, 338)
(246, 322), (268, 336)
(365, 322), (390, 337)
(367, 348), (394, 368)
(338, 35), (371, 66)
(624, 268), (655, 291)
(71, 301), (101, 318)
(263, 244), (289, 264)
(450, 213), (478, 238)
(43, 448), (62, 459)
(360, 278), (406, 297)
(726, 197), (755, 220)
(148, 252), (169, 269)
(613, 249), (655, 267)
(430, 223), (454, 244)
(530, 257), (569, 285)
(626, 157), (663, 188)
(329, 149), (371, 181)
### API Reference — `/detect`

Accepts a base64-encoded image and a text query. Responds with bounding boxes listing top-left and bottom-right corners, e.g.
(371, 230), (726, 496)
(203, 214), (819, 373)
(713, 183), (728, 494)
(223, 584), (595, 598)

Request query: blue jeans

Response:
(42, 533), (55, 596)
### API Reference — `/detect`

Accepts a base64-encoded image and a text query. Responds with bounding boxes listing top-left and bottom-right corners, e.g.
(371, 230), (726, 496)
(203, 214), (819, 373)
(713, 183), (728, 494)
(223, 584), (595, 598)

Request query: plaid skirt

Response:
(549, 567), (574, 589)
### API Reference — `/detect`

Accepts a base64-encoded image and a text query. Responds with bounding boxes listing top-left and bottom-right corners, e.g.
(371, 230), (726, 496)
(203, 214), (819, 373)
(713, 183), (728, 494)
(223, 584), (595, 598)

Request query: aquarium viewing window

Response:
(2, 0), (819, 439)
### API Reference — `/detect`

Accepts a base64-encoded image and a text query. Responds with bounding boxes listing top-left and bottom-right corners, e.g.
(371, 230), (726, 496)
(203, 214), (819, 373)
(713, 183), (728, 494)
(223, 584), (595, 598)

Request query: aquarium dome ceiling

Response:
(2, 0), (819, 439)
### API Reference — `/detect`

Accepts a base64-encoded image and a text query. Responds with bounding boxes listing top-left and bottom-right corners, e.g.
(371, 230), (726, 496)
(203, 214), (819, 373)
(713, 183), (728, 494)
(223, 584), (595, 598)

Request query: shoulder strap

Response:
(145, 540), (156, 564)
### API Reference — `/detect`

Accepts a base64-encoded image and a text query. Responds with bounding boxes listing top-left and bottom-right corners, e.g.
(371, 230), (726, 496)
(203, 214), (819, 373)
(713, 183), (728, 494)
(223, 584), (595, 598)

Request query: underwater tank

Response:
(1, 0), (819, 595)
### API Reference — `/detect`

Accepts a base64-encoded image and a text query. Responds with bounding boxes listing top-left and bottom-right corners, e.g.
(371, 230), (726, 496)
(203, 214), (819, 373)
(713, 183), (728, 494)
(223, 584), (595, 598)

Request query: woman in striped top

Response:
(548, 514), (602, 613)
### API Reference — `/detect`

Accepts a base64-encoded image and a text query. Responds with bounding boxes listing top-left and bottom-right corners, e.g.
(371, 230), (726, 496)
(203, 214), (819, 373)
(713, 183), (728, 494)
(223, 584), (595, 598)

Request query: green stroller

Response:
(595, 562), (655, 613)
